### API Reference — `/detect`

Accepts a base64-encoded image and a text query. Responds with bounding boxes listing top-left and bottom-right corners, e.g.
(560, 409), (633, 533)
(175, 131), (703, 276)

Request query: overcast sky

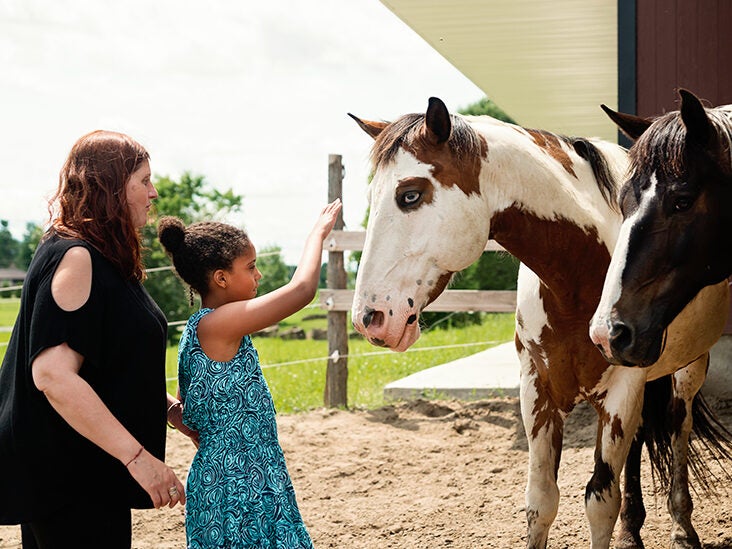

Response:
(0, 0), (483, 263)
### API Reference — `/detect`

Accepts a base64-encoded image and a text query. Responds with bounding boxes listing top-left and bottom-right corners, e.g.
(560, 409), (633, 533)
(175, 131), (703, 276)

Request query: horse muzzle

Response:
(353, 305), (421, 352)
(589, 315), (662, 367)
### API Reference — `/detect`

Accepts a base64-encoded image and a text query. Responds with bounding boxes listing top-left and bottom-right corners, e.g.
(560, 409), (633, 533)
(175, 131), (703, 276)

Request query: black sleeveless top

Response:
(0, 234), (168, 523)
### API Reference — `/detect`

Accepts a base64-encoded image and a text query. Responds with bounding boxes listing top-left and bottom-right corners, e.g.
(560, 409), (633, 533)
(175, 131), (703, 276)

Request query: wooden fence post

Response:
(324, 154), (348, 408)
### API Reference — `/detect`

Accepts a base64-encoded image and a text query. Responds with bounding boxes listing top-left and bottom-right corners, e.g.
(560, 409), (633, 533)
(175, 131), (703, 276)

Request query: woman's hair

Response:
(49, 130), (150, 280)
(157, 216), (250, 298)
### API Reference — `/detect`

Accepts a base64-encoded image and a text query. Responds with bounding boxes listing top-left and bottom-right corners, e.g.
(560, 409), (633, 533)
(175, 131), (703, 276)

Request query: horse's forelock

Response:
(370, 113), (484, 169)
(631, 112), (687, 180)
(631, 108), (732, 181)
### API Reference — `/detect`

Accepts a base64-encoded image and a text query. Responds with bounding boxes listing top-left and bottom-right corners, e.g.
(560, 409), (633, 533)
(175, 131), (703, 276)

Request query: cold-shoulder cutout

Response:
(51, 245), (93, 312)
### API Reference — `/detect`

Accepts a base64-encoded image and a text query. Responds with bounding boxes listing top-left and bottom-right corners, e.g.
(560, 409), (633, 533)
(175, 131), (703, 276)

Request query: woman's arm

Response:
(32, 344), (185, 508)
(33, 245), (185, 508)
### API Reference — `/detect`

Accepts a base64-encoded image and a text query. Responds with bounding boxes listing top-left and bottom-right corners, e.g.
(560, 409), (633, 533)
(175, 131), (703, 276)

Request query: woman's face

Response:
(125, 160), (157, 228)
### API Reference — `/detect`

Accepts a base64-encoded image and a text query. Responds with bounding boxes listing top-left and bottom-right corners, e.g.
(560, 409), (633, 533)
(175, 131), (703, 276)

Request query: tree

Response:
(0, 220), (17, 268)
(255, 246), (292, 295)
(17, 222), (43, 270)
(141, 172), (243, 342)
(458, 96), (516, 123)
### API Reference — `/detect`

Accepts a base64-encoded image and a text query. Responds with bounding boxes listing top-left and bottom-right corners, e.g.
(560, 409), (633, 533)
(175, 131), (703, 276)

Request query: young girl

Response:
(158, 199), (341, 548)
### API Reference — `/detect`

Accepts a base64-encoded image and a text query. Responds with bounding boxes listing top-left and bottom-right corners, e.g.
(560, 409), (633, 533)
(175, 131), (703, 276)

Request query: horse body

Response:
(350, 97), (729, 548)
(590, 89), (732, 366)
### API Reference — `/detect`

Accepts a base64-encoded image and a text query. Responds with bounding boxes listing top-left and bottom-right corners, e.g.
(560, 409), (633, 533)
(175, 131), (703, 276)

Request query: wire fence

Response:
(163, 339), (502, 383)
(1, 263), (505, 368)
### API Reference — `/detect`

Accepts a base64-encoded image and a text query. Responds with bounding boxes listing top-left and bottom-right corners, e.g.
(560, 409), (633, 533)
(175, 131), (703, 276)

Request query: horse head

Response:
(590, 89), (732, 366)
(349, 98), (489, 351)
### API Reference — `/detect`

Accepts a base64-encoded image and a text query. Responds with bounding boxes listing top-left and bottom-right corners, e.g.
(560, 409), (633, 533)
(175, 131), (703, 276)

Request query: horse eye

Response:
(673, 197), (693, 212)
(397, 190), (422, 209)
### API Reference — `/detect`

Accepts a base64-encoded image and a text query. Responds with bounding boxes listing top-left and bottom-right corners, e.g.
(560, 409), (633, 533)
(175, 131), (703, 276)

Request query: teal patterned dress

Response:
(178, 309), (313, 549)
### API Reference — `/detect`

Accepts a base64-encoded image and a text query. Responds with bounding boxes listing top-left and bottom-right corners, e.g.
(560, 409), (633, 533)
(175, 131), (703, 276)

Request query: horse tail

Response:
(641, 375), (732, 496)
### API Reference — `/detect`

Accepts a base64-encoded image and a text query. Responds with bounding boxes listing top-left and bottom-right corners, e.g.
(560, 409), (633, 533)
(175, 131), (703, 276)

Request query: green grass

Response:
(0, 298), (19, 352)
(165, 312), (515, 413)
(2, 298), (515, 414)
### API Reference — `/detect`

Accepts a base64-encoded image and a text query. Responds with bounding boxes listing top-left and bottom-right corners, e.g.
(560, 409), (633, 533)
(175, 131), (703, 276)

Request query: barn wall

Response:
(636, 0), (732, 116)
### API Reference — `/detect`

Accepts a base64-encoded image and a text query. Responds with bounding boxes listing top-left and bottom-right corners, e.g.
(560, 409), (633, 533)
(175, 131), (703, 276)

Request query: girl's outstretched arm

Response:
(197, 199), (341, 358)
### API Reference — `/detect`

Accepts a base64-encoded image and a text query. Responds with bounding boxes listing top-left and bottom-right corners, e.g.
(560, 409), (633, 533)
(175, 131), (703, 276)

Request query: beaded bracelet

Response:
(124, 445), (144, 467)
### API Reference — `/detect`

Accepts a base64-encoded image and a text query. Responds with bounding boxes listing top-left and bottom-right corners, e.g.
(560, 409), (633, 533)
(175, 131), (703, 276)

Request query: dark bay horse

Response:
(590, 89), (732, 366)
(349, 97), (730, 549)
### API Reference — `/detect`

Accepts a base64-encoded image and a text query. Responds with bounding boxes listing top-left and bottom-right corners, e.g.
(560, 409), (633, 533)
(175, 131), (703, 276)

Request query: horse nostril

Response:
(362, 308), (384, 329)
(609, 321), (633, 353)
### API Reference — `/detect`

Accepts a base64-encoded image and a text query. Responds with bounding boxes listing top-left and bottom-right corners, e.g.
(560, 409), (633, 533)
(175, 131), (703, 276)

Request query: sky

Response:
(0, 0), (484, 264)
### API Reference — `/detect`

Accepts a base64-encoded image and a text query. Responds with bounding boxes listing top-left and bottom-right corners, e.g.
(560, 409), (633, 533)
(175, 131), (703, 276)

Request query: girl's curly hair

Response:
(158, 216), (250, 299)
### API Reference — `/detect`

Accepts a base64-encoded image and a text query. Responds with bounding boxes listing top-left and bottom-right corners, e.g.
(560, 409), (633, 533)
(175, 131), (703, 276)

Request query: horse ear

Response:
(679, 89), (713, 146)
(600, 104), (652, 141)
(425, 97), (451, 145)
(348, 113), (388, 140)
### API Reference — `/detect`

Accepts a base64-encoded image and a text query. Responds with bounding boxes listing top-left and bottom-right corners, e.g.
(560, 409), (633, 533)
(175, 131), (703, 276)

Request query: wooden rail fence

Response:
(319, 154), (517, 408)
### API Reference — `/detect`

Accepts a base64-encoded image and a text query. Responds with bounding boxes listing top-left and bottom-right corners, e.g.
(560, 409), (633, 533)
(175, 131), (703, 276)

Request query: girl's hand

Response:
(313, 199), (342, 240)
(167, 401), (200, 448)
(126, 449), (186, 509)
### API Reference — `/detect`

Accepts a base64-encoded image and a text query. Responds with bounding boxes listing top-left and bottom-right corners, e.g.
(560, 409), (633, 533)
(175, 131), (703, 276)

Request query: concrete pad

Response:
(384, 335), (732, 402)
(384, 342), (520, 401)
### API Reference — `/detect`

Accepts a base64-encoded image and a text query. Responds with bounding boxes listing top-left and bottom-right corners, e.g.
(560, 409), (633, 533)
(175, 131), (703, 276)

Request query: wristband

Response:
(124, 445), (144, 467)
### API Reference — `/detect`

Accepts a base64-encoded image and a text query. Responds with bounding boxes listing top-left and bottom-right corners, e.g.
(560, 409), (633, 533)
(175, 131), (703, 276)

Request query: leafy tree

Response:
(255, 246), (292, 295)
(0, 220), (17, 268)
(141, 172), (243, 342)
(458, 96), (516, 123)
(17, 222), (43, 270)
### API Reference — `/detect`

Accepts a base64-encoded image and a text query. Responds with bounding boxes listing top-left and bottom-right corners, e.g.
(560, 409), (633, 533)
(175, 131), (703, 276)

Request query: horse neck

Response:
(474, 124), (626, 307)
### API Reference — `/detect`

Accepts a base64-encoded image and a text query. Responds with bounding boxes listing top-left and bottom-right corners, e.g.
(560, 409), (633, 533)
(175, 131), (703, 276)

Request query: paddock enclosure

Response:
(1, 397), (730, 548)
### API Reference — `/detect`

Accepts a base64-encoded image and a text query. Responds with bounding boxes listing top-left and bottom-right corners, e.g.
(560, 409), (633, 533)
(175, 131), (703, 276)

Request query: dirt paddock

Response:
(2, 397), (732, 548)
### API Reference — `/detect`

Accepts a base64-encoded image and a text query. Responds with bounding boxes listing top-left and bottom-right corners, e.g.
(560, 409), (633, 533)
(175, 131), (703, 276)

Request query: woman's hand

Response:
(126, 448), (186, 509)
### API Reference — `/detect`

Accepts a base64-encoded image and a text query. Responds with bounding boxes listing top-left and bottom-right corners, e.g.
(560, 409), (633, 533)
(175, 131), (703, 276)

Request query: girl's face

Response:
(226, 245), (262, 301)
(125, 160), (157, 228)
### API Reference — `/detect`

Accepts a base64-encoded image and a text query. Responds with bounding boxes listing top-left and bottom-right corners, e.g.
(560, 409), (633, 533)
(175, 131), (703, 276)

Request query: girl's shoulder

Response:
(186, 308), (213, 329)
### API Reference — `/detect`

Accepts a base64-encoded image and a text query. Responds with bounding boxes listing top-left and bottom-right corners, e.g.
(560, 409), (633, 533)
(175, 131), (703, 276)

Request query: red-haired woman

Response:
(0, 130), (197, 548)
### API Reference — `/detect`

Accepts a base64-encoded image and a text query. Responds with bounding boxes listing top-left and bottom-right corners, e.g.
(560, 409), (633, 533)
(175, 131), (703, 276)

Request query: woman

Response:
(0, 130), (196, 548)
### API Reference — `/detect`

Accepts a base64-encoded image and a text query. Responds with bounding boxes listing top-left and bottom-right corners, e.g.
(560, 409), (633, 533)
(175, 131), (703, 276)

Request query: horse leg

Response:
(519, 364), (563, 549)
(615, 430), (646, 549)
(586, 367), (646, 549)
(666, 355), (707, 549)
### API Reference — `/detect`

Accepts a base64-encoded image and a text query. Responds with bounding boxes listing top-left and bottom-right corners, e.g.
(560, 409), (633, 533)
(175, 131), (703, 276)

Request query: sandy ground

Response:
(2, 397), (732, 549)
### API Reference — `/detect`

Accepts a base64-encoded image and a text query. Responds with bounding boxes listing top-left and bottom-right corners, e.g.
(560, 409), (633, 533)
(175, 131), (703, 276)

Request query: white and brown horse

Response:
(591, 89), (732, 366)
(349, 97), (731, 549)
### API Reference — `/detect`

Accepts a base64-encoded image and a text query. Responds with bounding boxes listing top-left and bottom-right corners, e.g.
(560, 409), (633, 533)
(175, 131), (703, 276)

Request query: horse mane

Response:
(568, 136), (619, 210)
(371, 113), (486, 169)
(372, 113), (620, 211)
(630, 108), (732, 178)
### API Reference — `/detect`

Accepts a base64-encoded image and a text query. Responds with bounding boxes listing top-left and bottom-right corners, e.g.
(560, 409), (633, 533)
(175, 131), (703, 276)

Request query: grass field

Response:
(1, 298), (515, 413)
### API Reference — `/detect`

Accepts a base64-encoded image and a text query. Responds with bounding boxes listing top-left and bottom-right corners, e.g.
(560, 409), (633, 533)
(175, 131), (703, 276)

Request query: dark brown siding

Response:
(636, 0), (732, 117)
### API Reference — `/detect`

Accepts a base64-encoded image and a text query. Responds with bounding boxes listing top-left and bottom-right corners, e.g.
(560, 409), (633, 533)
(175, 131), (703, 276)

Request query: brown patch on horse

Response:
(407, 134), (486, 197)
(492, 206), (612, 413)
(594, 404), (626, 442)
(395, 177), (435, 208)
(425, 271), (453, 307)
(371, 113), (487, 197)
(526, 129), (578, 178)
